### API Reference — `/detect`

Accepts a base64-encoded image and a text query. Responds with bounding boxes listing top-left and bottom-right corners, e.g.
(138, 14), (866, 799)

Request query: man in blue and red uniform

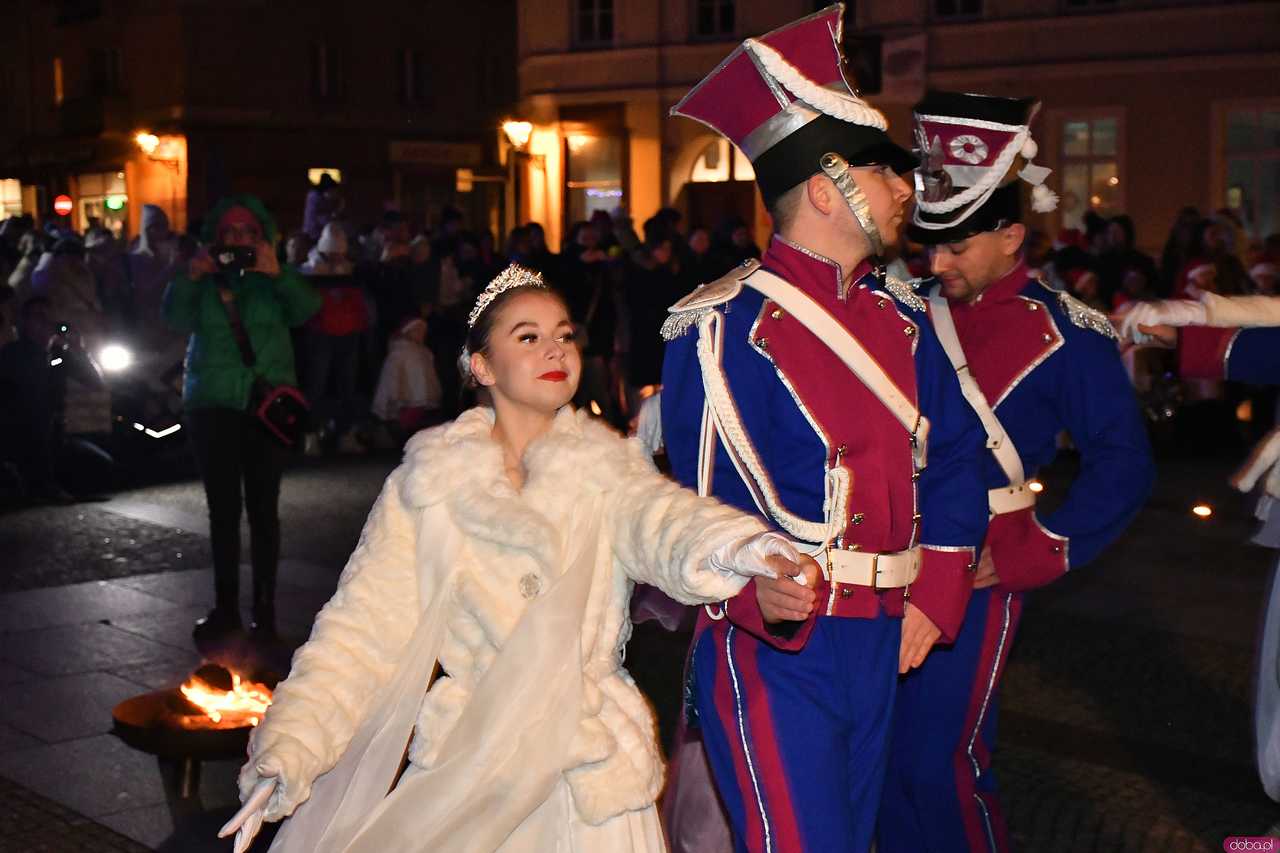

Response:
(876, 91), (1155, 853)
(660, 9), (988, 851)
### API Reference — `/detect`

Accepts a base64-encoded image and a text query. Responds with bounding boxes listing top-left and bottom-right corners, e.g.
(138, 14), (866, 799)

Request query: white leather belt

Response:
(988, 484), (1037, 516)
(825, 547), (921, 590)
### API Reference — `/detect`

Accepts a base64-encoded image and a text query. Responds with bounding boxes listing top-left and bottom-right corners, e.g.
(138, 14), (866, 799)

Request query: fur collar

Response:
(399, 406), (642, 573)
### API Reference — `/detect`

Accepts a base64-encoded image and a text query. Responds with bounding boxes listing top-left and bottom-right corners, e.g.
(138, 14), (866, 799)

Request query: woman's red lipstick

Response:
(538, 370), (568, 382)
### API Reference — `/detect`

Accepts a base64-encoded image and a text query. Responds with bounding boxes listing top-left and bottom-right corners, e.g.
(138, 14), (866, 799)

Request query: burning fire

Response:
(179, 669), (273, 729)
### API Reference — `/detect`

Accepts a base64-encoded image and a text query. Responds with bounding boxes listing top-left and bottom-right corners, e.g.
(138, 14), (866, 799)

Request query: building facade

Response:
(0, 0), (517, 239)
(513, 0), (1279, 254)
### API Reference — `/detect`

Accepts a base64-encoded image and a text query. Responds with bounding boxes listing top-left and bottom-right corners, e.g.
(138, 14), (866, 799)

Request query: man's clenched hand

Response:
(756, 554), (821, 623)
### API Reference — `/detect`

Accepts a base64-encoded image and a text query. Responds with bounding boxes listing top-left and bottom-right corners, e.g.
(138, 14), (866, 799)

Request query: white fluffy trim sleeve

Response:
(1201, 293), (1280, 328)
(608, 436), (767, 604)
(239, 467), (422, 821)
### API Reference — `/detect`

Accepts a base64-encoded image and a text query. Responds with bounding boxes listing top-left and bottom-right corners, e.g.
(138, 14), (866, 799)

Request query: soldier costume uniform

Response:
(660, 9), (989, 851)
(876, 91), (1155, 853)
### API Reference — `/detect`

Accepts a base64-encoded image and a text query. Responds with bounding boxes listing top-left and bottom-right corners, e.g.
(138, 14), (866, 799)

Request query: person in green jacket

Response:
(164, 195), (321, 644)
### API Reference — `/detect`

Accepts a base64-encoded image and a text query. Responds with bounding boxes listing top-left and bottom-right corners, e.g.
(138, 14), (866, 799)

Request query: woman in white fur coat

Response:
(221, 264), (817, 853)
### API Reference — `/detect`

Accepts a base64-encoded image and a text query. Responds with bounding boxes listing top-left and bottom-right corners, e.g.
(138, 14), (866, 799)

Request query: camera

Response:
(212, 244), (257, 275)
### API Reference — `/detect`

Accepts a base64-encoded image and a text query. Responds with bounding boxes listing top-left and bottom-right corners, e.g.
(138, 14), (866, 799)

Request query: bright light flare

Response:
(1028, 480), (1044, 494)
(98, 343), (133, 372)
(1192, 503), (1213, 519)
(502, 120), (533, 149)
(135, 132), (159, 155)
(132, 422), (182, 439)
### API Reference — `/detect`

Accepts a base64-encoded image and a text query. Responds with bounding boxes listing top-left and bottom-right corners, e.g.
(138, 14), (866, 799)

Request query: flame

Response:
(180, 671), (273, 728)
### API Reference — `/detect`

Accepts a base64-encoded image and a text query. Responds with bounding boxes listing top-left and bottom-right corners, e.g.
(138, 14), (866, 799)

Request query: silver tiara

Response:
(467, 264), (548, 328)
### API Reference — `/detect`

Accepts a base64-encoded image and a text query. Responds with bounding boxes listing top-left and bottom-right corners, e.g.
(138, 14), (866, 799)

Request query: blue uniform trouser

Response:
(878, 588), (1024, 853)
(691, 612), (900, 853)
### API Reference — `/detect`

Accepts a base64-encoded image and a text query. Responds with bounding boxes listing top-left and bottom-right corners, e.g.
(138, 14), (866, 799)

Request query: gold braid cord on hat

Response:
(467, 264), (548, 328)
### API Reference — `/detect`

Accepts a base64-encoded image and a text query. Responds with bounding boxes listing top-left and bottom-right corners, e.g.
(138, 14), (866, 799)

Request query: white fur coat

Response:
(242, 405), (764, 827)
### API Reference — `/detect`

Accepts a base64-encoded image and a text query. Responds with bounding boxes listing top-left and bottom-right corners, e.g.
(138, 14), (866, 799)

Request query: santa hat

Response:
(909, 90), (1058, 245)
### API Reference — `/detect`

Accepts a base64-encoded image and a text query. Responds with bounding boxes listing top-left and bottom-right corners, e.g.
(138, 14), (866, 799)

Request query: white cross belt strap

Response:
(826, 546), (920, 590)
(926, 285), (1032, 517)
(745, 269), (930, 471)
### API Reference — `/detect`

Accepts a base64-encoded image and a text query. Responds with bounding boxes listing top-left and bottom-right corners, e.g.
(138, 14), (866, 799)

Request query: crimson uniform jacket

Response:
(1180, 325), (1280, 384)
(926, 261), (1155, 592)
(661, 236), (988, 645)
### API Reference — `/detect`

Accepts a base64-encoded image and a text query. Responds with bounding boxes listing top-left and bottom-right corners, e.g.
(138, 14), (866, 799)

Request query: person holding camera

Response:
(164, 195), (320, 645)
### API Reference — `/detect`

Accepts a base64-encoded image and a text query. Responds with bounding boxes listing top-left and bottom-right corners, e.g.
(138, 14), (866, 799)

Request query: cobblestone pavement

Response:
(0, 505), (212, 593)
(0, 454), (395, 593)
(0, 774), (147, 852)
(1, 450), (1278, 850)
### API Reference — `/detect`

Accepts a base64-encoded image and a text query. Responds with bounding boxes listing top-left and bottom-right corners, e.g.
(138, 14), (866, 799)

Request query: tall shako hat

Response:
(670, 3), (916, 256)
(908, 90), (1059, 245)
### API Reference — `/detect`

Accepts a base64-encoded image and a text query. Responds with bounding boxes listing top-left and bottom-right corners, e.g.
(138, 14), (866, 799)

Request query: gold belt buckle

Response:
(870, 552), (880, 593)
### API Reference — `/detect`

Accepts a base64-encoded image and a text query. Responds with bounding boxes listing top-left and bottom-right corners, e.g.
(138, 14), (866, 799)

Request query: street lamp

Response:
(502, 120), (533, 150)
(501, 121), (535, 236)
(135, 131), (182, 231)
(135, 132), (160, 155)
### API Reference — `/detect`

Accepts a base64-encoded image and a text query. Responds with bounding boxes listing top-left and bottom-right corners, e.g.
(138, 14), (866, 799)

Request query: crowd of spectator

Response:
(1, 171), (1277, 503)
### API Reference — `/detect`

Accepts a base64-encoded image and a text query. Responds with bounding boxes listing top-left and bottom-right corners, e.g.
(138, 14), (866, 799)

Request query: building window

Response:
(694, 0), (735, 38)
(933, 0), (982, 19)
(89, 47), (122, 96)
(308, 168), (342, 186)
(399, 48), (428, 105)
(565, 133), (624, 222)
(0, 179), (23, 218)
(309, 42), (344, 102)
(1223, 104), (1280, 241)
(53, 57), (64, 106)
(76, 170), (127, 237)
(690, 139), (754, 183)
(1057, 114), (1123, 231)
(575, 0), (614, 47)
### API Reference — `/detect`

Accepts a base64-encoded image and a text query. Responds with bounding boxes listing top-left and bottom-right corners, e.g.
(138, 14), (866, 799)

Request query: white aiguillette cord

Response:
(926, 285), (1025, 488)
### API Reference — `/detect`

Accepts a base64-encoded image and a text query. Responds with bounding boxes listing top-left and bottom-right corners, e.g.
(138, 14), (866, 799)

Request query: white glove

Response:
(634, 393), (663, 456)
(1118, 299), (1206, 344)
(219, 778), (276, 853)
(707, 531), (802, 581)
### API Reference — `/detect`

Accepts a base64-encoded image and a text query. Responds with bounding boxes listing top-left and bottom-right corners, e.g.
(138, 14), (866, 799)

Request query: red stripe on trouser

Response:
(711, 625), (765, 848)
(710, 625), (805, 852)
(952, 593), (1021, 853)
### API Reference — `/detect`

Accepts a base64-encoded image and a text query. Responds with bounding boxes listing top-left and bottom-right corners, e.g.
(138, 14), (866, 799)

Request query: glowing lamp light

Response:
(135, 132), (160, 155)
(1192, 504), (1213, 519)
(501, 120), (533, 150)
(589, 400), (603, 416)
(98, 343), (133, 373)
(53, 194), (74, 216)
(105, 194), (126, 211)
(1027, 480), (1044, 494)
